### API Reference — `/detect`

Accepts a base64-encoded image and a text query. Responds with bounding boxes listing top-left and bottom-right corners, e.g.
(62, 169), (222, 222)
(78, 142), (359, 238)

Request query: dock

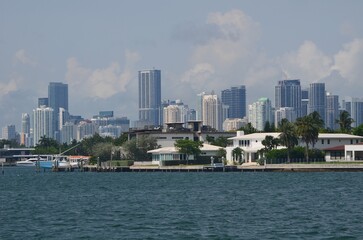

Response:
(78, 163), (363, 172)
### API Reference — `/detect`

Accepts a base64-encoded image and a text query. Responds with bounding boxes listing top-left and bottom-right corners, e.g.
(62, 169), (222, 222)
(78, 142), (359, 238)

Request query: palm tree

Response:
(336, 110), (354, 133)
(309, 111), (324, 148)
(262, 135), (279, 151)
(295, 113), (321, 162)
(232, 147), (244, 164)
(279, 119), (298, 163)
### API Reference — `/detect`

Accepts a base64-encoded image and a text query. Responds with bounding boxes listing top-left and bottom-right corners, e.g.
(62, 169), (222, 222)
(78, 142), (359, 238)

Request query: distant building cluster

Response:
(2, 69), (363, 147)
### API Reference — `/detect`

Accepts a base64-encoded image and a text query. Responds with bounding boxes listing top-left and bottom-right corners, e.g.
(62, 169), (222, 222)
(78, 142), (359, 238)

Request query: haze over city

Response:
(1, 0), (363, 129)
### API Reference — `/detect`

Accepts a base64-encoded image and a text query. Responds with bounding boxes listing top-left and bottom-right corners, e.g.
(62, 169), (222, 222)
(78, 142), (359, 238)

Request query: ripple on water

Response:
(1, 170), (363, 239)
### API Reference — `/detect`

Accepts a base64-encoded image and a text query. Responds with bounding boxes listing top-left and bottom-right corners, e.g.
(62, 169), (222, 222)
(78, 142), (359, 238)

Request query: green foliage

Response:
(174, 139), (203, 161)
(232, 147), (243, 163)
(265, 146), (325, 163)
(114, 133), (128, 146)
(33, 136), (60, 154)
(263, 121), (275, 132)
(216, 148), (226, 158)
(336, 110), (354, 133)
(295, 112), (324, 161)
(0, 139), (19, 148)
(353, 124), (363, 136)
(278, 119), (298, 162)
(92, 142), (114, 162)
(206, 135), (231, 147)
(122, 135), (159, 161)
(239, 123), (257, 134)
(261, 135), (280, 152)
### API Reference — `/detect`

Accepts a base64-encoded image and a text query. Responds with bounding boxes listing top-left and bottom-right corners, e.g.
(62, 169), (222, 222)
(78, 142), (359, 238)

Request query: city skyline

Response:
(1, 1), (363, 130)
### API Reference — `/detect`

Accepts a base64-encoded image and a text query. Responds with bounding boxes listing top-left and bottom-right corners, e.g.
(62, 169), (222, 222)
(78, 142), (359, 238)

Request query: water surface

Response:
(1, 167), (362, 239)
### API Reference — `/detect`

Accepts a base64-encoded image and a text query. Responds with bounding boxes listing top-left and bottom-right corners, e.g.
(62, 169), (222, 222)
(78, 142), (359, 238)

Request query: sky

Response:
(1, 0), (363, 130)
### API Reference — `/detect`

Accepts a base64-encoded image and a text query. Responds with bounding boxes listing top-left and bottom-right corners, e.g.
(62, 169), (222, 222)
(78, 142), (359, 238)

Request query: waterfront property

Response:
(324, 143), (363, 161)
(148, 143), (222, 166)
(226, 131), (363, 163)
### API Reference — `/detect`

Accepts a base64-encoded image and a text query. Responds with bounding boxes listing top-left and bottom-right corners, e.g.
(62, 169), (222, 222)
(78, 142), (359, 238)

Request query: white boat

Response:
(16, 158), (37, 167)
(16, 157), (47, 167)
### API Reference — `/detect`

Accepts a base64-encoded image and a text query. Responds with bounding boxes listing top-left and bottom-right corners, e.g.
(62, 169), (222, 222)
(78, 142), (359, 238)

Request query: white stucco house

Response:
(226, 131), (363, 163)
(324, 143), (363, 161)
(148, 143), (223, 166)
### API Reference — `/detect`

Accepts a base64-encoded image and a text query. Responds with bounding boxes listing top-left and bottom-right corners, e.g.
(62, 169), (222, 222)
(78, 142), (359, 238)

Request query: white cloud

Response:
(279, 41), (333, 83)
(181, 9), (261, 93)
(332, 38), (363, 85)
(181, 63), (215, 91)
(13, 49), (37, 66)
(66, 50), (140, 99)
(0, 78), (18, 98)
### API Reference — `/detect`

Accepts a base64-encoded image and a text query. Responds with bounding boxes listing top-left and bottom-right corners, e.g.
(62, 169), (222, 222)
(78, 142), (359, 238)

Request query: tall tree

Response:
(174, 139), (203, 164)
(295, 112), (321, 162)
(336, 110), (354, 133)
(122, 135), (159, 161)
(353, 124), (363, 136)
(279, 119), (298, 163)
(262, 135), (279, 152)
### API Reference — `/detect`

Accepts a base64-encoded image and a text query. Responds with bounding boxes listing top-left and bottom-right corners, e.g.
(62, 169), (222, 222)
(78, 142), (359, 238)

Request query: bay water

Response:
(1, 167), (362, 239)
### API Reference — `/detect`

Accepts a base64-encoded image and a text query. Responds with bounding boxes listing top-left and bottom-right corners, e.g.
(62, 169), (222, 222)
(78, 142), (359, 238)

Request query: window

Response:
(327, 139), (330, 144)
(172, 137), (184, 140)
(321, 139), (324, 144)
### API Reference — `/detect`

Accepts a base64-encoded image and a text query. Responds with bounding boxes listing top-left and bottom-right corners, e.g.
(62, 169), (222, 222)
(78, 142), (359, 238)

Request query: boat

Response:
(16, 158), (37, 167)
(16, 157), (47, 167)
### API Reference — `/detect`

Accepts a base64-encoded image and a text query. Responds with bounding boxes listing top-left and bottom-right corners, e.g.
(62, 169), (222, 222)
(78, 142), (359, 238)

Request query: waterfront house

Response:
(148, 143), (222, 166)
(324, 143), (363, 161)
(226, 131), (363, 163)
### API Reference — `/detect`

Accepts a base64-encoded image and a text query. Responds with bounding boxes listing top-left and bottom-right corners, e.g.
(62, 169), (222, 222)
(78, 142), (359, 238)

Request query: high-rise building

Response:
(301, 89), (309, 117)
(20, 113), (31, 146)
(202, 94), (224, 131)
(138, 69), (161, 127)
(221, 85), (246, 118)
(248, 97), (273, 131)
(196, 92), (206, 121)
(275, 107), (297, 128)
(2, 125), (16, 141)
(48, 82), (68, 134)
(309, 83), (326, 124)
(348, 98), (363, 128)
(77, 121), (98, 141)
(38, 98), (48, 107)
(275, 80), (301, 117)
(60, 122), (76, 144)
(325, 93), (339, 130)
(163, 100), (189, 127)
(223, 118), (248, 131)
(33, 106), (54, 146)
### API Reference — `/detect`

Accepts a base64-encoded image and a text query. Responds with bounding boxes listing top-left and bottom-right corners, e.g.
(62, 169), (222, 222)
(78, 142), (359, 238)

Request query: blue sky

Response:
(1, 0), (363, 130)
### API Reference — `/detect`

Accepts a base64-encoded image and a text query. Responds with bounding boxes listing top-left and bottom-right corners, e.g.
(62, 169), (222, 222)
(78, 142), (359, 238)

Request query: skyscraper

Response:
(325, 93), (339, 130)
(275, 80), (301, 118)
(348, 98), (363, 128)
(48, 82), (68, 134)
(202, 94), (224, 131)
(21, 113), (31, 146)
(138, 69), (161, 127)
(2, 125), (16, 141)
(221, 85), (246, 118)
(248, 97), (273, 131)
(309, 83), (326, 124)
(33, 106), (53, 146)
